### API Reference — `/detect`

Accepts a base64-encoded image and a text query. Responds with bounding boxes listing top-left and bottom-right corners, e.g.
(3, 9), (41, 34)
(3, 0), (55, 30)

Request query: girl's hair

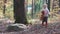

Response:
(43, 4), (47, 7)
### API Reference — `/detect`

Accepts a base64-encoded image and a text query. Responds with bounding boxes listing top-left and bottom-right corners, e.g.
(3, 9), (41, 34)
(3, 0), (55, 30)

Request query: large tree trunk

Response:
(14, 0), (28, 25)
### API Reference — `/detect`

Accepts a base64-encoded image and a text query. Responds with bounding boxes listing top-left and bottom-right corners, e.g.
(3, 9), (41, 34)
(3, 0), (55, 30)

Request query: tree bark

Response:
(14, 0), (28, 25)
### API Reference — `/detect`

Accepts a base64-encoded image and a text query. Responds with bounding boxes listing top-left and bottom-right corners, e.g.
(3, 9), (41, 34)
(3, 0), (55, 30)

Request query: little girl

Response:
(41, 4), (50, 27)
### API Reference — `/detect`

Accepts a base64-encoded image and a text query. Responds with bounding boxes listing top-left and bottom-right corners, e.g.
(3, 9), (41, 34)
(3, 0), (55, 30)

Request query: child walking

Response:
(41, 4), (50, 27)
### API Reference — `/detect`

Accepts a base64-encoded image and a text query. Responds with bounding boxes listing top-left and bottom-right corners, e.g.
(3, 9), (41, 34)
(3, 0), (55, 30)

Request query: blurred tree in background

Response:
(0, 0), (14, 20)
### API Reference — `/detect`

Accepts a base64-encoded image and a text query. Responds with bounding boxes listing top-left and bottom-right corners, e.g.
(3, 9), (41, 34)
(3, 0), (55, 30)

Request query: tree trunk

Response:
(47, 0), (50, 11)
(14, 0), (28, 25)
(3, 5), (6, 16)
(59, 0), (60, 8)
(3, 0), (7, 16)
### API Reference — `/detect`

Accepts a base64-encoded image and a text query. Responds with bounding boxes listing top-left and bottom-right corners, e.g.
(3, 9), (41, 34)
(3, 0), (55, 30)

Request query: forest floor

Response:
(0, 18), (60, 34)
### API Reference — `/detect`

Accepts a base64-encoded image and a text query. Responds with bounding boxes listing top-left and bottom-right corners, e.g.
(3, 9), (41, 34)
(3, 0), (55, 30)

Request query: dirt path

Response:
(0, 18), (60, 34)
(0, 22), (60, 34)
